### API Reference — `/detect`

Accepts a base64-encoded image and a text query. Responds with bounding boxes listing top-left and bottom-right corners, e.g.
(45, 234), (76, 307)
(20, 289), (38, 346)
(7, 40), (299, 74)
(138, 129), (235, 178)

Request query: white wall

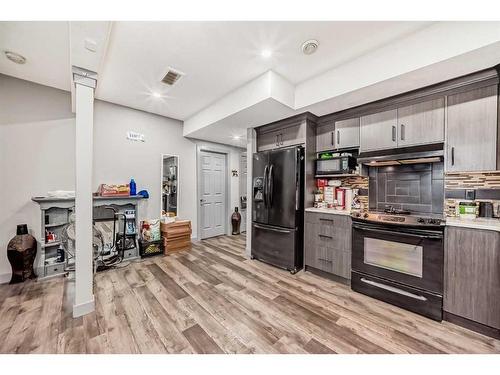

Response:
(0, 74), (244, 283)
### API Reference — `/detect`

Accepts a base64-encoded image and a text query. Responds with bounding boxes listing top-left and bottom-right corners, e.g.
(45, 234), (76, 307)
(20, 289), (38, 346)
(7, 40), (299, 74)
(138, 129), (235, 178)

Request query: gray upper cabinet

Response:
(257, 129), (280, 151)
(280, 123), (306, 148)
(335, 117), (360, 149)
(360, 109), (398, 152)
(397, 97), (445, 147)
(316, 122), (335, 152)
(257, 122), (306, 152)
(444, 226), (500, 330)
(446, 85), (498, 172)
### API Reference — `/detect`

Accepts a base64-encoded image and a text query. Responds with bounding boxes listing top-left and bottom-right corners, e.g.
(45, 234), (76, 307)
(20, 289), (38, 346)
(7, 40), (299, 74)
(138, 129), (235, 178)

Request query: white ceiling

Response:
(0, 21), (70, 91)
(0, 21), (432, 120)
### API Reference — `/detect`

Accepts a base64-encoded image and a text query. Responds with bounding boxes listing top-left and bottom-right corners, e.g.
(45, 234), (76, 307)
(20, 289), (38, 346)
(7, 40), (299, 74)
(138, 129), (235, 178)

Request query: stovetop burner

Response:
(383, 206), (411, 215)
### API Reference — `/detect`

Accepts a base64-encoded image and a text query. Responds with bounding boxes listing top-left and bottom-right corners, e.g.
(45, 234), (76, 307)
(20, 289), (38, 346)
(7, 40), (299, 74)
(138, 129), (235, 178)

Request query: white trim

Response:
(196, 145), (231, 239)
(72, 296), (95, 318)
(0, 272), (11, 284)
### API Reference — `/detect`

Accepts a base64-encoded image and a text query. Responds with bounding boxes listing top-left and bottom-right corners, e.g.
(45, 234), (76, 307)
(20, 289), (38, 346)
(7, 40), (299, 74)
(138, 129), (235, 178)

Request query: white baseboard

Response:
(0, 272), (11, 284)
(73, 296), (95, 318)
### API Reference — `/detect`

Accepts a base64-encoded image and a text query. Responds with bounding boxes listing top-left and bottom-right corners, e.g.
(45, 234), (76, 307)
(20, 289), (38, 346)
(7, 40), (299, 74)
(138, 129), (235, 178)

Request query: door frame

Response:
(196, 145), (230, 240)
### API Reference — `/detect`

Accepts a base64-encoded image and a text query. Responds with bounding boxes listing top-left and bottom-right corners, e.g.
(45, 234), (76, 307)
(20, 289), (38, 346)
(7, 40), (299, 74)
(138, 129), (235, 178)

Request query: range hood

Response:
(357, 144), (444, 166)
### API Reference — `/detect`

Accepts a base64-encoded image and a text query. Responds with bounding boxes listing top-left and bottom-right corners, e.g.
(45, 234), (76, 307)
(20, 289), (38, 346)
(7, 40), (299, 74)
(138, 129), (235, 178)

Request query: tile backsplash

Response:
(368, 163), (444, 215)
(444, 171), (500, 217)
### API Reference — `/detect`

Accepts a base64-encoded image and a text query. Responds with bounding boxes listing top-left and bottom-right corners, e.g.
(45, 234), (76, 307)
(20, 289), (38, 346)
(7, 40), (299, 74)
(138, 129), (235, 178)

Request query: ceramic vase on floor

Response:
(231, 207), (241, 235)
(7, 224), (37, 284)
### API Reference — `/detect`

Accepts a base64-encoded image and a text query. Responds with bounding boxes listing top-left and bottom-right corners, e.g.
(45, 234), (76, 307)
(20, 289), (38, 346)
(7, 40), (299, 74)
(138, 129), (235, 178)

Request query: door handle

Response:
(263, 165), (269, 207)
(451, 146), (455, 166)
(268, 164), (274, 206)
(253, 223), (291, 234)
(360, 278), (428, 301)
(337, 130), (340, 146)
(400, 124), (405, 141)
(392, 126), (396, 142)
(200, 199), (206, 205)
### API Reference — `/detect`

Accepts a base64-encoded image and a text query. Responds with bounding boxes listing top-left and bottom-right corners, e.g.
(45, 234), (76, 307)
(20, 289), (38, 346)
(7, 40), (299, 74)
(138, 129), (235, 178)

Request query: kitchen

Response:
(2, 15), (500, 364)
(250, 67), (500, 339)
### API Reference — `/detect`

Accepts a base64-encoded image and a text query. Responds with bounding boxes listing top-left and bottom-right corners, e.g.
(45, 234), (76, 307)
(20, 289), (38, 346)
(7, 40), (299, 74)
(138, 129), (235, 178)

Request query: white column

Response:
(245, 128), (256, 257)
(73, 68), (96, 318)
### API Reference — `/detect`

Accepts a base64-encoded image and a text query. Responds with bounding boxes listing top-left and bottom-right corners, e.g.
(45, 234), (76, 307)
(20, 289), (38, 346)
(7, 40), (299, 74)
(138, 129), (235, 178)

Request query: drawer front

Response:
(315, 246), (351, 279)
(305, 212), (350, 227)
(45, 263), (66, 277)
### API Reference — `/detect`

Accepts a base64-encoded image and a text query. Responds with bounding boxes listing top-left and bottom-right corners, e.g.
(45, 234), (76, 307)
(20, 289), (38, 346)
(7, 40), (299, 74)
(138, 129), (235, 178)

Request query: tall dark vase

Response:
(231, 207), (242, 235)
(7, 224), (37, 284)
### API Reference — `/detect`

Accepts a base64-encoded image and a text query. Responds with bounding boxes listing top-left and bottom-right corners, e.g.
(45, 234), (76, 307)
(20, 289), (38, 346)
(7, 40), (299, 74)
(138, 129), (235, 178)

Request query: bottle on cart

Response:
(129, 178), (137, 196)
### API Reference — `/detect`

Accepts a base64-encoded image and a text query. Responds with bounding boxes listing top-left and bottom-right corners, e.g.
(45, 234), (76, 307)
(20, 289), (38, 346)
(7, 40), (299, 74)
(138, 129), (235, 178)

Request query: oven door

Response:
(352, 221), (443, 294)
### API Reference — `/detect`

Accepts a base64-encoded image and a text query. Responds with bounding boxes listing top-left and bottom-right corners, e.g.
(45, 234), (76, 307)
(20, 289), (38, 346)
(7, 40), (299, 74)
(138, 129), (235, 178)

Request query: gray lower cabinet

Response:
(446, 85), (498, 172)
(444, 226), (500, 330)
(335, 117), (360, 149)
(360, 109), (398, 152)
(304, 212), (351, 279)
(316, 122), (335, 152)
(397, 97), (445, 147)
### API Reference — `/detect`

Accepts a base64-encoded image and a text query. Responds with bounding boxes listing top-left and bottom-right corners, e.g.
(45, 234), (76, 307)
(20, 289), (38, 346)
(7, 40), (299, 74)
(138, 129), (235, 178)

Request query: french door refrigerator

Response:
(251, 146), (304, 274)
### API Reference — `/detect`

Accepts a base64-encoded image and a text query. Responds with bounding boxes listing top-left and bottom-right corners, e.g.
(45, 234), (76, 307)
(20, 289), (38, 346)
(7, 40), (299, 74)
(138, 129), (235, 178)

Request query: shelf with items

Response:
(32, 196), (144, 278)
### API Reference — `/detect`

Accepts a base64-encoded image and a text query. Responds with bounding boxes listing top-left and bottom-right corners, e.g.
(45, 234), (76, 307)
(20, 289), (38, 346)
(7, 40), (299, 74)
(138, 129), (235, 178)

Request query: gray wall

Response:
(0, 74), (244, 283)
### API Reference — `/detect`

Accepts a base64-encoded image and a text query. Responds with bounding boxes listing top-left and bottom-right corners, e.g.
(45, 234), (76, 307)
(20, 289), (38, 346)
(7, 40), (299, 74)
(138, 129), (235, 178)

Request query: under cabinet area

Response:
(446, 85), (498, 172)
(304, 212), (352, 280)
(444, 226), (500, 331)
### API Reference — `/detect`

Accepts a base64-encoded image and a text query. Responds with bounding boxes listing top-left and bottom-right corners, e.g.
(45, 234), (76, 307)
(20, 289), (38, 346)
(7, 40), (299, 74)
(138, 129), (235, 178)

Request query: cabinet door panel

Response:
(397, 97), (445, 147)
(444, 227), (500, 329)
(280, 123), (305, 147)
(316, 122), (335, 152)
(446, 85), (498, 172)
(257, 130), (279, 151)
(360, 109), (398, 152)
(335, 117), (360, 149)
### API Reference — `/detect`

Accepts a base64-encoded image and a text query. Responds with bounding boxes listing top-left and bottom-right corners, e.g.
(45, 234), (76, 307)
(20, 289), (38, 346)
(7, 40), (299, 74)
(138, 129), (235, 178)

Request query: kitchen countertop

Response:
(305, 207), (353, 216)
(446, 217), (500, 232)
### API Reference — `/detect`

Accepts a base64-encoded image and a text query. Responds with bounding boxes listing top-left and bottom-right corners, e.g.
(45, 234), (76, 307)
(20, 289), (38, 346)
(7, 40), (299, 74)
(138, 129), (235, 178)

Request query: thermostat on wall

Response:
(126, 131), (145, 142)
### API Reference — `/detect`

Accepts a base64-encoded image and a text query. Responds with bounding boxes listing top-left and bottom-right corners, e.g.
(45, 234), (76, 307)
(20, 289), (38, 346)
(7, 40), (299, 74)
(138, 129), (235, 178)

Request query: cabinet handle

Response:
(275, 135), (279, 146)
(451, 146), (455, 166)
(337, 130), (340, 146)
(280, 133), (283, 145)
(392, 125), (396, 142)
(331, 131), (334, 146)
(318, 258), (333, 263)
(319, 218), (333, 222)
(400, 124), (405, 141)
(318, 234), (332, 239)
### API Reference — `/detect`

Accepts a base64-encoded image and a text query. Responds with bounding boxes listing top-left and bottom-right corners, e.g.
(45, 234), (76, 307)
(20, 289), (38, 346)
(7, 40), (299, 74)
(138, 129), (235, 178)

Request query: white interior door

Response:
(200, 151), (227, 239)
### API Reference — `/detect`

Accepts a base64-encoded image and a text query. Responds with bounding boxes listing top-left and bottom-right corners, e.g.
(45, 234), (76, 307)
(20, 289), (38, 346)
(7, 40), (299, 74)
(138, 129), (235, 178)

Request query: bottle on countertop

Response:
(130, 178), (137, 196)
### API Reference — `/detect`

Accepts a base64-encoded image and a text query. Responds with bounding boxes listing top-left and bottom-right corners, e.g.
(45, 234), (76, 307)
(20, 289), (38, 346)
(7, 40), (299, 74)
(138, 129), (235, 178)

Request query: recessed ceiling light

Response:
(261, 49), (272, 58)
(4, 51), (26, 64)
(151, 92), (162, 98)
(232, 135), (241, 140)
(301, 39), (319, 55)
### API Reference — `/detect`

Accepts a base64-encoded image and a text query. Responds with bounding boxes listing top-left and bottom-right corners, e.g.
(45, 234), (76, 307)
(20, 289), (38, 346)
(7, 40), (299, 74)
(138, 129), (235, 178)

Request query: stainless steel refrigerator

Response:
(251, 146), (304, 273)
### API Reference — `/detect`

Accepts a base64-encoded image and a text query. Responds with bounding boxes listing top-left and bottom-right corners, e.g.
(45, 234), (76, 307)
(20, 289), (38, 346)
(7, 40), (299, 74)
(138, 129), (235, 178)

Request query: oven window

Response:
(318, 159), (340, 172)
(364, 237), (423, 277)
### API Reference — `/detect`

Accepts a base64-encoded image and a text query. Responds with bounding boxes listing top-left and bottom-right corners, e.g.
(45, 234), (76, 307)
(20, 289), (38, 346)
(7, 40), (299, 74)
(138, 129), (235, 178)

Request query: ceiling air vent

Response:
(161, 67), (184, 86)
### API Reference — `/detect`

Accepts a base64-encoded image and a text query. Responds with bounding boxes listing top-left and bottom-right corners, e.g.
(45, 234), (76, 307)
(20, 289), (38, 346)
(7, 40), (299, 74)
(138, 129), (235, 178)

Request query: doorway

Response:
(198, 150), (227, 239)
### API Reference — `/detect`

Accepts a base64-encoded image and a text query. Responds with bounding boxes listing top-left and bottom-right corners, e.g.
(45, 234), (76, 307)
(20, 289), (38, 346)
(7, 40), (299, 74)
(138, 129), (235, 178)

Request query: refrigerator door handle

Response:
(263, 165), (269, 207)
(268, 164), (274, 207)
(253, 223), (292, 234)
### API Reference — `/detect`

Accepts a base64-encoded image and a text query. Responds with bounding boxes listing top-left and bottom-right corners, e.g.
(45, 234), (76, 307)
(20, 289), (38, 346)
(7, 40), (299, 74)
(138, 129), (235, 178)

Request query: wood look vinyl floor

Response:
(1, 234), (499, 354)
